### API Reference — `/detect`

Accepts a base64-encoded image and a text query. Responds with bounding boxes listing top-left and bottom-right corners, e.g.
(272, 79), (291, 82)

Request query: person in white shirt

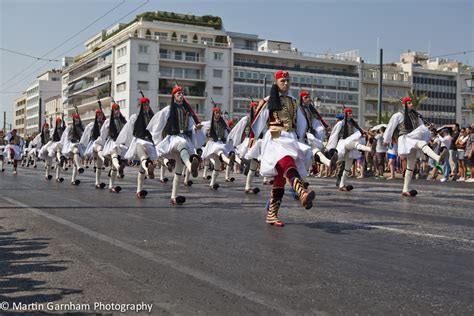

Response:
(437, 128), (452, 182)
(383, 97), (448, 197)
(374, 127), (388, 178)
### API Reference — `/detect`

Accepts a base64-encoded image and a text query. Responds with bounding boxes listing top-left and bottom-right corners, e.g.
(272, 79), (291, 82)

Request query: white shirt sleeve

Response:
(327, 121), (343, 150)
(383, 113), (403, 144)
(296, 106), (307, 141)
(251, 106), (269, 139)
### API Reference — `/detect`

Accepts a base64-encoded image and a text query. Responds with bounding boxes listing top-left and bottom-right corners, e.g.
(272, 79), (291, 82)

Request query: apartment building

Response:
(399, 52), (461, 126)
(229, 33), (361, 125)
(360, 63), (411, 128)
(44, 95), (63, 127)
(62, 12), (232, 124)
(13, 94), (27, 137)
(24, 70), (62, 136)
(460, 70), (474, 127)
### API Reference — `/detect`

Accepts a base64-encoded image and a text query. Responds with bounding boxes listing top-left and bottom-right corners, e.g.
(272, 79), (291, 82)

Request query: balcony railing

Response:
(66, 76), (111, 97)
(64, 95), (111, 110)
(159, 53), (205, 63)
(234, 45), (360, 62)
(159, 89), (205, 97)
(234, 61), (359, 78)
(133, 34), (230, 48)
(68, 60), (111, 83)
(159, 72), (204, 80)
(362, 76), (410, 84)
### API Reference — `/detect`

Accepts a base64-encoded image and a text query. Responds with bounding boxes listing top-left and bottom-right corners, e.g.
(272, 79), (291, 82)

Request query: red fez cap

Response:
(139, 97), (150, 104)
(402, 97), (412, 104)
(72, 113), (80, 119)
(95, 108), (103, 115)
(212, 107), (221, 113)
(299, 90), (310, 98)
(343, 107), (352, 114)
(172, 86), (183, 95)
(56, 117), (62, 123)
(227, 119), (233, 126)
(12, 129), (17, 133)
(250, 101), (258, 107)
(275, 70), (289, 80)
(42, 122), (49, 128)
(111, 103), (120, 110)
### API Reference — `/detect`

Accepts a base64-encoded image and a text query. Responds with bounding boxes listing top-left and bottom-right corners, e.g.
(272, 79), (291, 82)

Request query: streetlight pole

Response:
(377, 48), (383, 124)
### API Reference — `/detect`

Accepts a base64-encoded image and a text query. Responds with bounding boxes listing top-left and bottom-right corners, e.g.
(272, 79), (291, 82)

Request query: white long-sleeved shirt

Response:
(383, 112), (424, 144)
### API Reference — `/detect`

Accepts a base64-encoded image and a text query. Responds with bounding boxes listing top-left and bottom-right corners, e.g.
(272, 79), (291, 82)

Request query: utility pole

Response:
(377, 49), (383, 124)
(3, 111), (6, 131)
(263, 77), (267, 97)
(38, 95), (42, 133)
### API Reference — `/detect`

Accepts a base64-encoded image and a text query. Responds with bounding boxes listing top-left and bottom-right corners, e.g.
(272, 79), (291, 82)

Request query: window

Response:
(137, 81), (149, 90)
(213, 52), (223, 61)
(185, 68), (200, 79)
(139, 44), (149, 54)
(213, 69), (223, 78)
(117, 46), (127, 57)
(155, 32), (168, 39)
(174, 68), (184, 78)
(185, 51), (198, 62)
(180, 35), (188, 43)
(175, 51), (182, 60)
(117, 99), (126, 109)
(138, 63), (148, 72)
(116, 82), (126, 92)
(117, 64), (127, 75)
(213, 86), (223, 95)
(201, 37), (214, 45)
(159, 66), (172, 77)
(159, 48), (168, 59)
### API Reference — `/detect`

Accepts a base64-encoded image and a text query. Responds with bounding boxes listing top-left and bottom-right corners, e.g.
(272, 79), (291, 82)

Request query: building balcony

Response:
(131, 33), (230, 49)
(461, 88), (474, 94)
(364, 94), (405, 103)
(461, 106), (473, 112)
(362, 77), (411, 86)
(66, 76), (111, 97)
(68, 61), (111, 83)
(233, 61), (359, 78)
(159, 73), (205, 81)
(158, 93), (205, 100)
(156, 35), (229, 48)
(66, 95), (111, 111)
(234, 46), (359, 63)
(159, 53), (206, 64)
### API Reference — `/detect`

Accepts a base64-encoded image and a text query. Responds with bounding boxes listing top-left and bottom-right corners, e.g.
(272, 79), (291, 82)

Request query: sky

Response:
(0, 0), (473, 128)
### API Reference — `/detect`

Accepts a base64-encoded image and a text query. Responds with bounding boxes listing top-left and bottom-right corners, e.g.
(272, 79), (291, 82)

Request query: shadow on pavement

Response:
(0, 225), (83, 309)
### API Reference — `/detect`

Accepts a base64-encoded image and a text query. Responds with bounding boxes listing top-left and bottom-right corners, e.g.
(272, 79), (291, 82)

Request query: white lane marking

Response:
(366, 224), (474, 244)
(321, 220), (473, 245)
(2, 196), (305, 315)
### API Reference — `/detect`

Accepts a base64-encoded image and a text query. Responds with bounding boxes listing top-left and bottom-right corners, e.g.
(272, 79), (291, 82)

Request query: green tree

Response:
(407, 90), (428, 109)
(380, 111), (391, 124)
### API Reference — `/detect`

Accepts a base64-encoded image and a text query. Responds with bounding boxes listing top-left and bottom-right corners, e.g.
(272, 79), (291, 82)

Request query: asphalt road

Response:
(0, 164), (473, 315)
